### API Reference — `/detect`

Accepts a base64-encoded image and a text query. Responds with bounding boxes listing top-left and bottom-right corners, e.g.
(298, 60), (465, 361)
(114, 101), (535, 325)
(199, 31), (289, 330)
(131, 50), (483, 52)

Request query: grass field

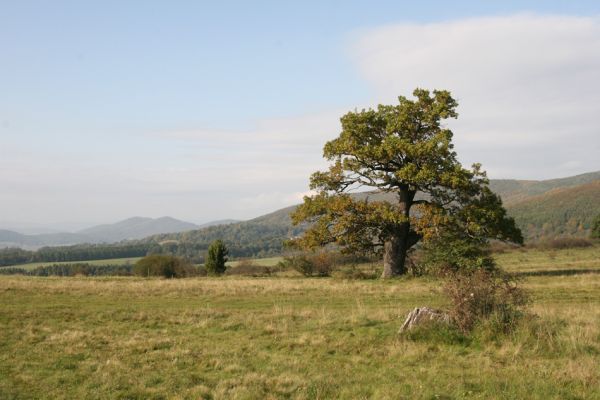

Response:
(0, 247), (599, 399)
(227, 257), (284, 268)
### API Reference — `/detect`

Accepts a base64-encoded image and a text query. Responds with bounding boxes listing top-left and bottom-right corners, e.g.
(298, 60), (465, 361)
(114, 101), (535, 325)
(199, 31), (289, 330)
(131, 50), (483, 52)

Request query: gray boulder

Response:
(399, 307), (451, 332)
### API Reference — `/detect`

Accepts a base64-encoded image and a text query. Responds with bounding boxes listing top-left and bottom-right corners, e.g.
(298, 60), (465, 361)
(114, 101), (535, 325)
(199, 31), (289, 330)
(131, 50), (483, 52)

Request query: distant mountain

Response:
(0, 216), (223, 249)
(0, 230), (92, 249)
(77, 216), (200, 242)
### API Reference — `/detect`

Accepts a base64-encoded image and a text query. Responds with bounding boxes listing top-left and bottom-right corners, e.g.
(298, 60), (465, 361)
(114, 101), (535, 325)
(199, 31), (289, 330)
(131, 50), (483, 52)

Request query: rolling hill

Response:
(77, 216), (200, 242)
(0, 217), (232, 249)
(0, 230), (93, 250)
(489, 171), (600, 205)
(139, 171), (600, 256)
(2, 171), (598, 255)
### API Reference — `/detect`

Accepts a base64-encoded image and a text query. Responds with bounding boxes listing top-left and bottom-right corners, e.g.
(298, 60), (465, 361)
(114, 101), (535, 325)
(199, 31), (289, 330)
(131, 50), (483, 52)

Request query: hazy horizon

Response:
(2, 1), (600, 227)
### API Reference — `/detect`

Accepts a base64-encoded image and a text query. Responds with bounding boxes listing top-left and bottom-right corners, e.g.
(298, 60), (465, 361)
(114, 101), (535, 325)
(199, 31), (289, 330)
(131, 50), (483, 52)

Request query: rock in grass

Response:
(399, 307), (451, 332)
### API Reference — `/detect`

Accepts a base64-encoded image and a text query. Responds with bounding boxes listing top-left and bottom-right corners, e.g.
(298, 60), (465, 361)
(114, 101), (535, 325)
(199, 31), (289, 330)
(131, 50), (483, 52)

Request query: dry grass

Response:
(0, 247), (599, 399)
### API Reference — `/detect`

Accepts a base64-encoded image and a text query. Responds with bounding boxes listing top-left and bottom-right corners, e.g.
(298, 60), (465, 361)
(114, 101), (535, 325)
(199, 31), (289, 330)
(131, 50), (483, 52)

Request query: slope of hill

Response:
(489, 171), (600, 205)
(0, 216), (215, 249)
(145, 211), (302, 260)
(141, 171), (600, 255)
(78, 216), (200, 242)
(505, 180), (600, 239)
(197, 219), (240, 228)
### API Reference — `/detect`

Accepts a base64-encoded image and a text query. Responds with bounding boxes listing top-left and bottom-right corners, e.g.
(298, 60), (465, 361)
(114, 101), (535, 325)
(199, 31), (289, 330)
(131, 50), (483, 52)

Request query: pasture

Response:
(0, 246), (598, 399)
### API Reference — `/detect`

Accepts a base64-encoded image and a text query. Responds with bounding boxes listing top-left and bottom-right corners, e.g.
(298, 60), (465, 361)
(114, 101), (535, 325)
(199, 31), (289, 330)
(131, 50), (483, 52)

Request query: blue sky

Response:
(1, 1), (600, 230)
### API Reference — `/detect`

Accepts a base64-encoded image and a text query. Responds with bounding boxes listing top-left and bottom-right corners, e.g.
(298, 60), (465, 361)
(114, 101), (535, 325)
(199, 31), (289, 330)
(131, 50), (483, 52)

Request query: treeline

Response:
(0, 243), (153, 267)
(0, 263), (134, 277)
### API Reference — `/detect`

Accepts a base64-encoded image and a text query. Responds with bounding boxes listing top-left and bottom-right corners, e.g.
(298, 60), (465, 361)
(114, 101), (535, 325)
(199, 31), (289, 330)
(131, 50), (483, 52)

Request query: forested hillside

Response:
(489, 171), (600, 205)
(506, 180), (600, 239)
(144, 206), (304, 260)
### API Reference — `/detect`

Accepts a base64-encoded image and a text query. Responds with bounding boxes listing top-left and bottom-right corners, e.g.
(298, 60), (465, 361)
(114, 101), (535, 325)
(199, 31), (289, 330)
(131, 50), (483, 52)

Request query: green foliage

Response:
(0, 243), (151, 267)
(0, 247), (31, 266)
(0, 263), (134, 276)
(592, 214), (600, 239)
(421, 234), (496, 275)
(205, 240), (228, 275)
(291, 88), (522, 276)
(134, 254), (193, 278)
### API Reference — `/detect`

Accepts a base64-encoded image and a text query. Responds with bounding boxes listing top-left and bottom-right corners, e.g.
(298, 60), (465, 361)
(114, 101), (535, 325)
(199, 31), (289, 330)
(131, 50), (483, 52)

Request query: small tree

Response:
(592, 214), (600, 239)
(205, 240), (228, 275)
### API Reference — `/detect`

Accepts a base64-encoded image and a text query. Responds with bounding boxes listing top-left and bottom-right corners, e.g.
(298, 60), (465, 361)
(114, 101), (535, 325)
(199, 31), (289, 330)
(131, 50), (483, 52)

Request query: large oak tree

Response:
(291, 89), (522, 278)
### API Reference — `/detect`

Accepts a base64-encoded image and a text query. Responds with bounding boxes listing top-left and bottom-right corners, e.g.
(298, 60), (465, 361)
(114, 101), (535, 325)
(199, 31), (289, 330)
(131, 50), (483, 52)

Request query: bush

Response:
(419, 234), (496, 276)
(277, 252), (334, 277)
(205, 240), (228, 276)
(134, 254), (194, 278)
(443, 268), (529, 334)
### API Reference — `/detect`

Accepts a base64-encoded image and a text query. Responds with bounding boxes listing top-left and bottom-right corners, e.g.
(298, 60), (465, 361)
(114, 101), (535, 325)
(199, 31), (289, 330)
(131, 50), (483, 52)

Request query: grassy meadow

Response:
(0, 247), (599, 399)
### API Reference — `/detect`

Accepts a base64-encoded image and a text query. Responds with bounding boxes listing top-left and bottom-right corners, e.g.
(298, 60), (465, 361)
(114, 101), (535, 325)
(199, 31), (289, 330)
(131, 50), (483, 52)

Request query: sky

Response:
(1, 1), (600, 231)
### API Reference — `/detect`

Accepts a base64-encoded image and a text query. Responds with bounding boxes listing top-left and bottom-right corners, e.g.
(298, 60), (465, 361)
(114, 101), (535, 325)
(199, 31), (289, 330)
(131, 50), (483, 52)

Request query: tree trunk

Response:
(381, 223), (410, 278)
(381, 187), (415, 278)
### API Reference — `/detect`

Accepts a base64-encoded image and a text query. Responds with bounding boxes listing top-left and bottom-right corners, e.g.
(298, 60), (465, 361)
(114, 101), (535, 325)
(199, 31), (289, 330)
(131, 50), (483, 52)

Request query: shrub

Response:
(443, 268), (529, 334)
(278, 252), (334, 277)
(419, 233), (496, 276)
(205, 240), (228, 276)
(134, 254), (193, 278)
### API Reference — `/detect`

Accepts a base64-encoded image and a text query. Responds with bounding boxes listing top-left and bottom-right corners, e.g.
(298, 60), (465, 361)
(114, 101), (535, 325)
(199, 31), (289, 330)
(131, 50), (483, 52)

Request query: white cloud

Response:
(351, 13), (600, 178)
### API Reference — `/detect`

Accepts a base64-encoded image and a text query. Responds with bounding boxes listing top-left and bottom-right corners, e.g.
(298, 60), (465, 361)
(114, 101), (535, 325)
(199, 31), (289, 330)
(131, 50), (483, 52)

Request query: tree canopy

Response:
(205, 240), (228, 275)
(592, 214), (600, 239)
(291, 89), (522, 278)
